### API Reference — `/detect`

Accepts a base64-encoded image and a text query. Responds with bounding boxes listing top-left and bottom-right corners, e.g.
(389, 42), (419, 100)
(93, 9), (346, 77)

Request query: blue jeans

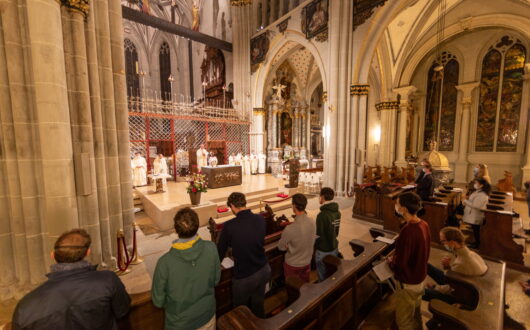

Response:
(315, 249), (338, 281)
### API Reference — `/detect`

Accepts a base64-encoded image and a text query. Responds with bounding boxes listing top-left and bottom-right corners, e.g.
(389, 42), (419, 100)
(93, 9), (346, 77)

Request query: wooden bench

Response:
(217, 229), (397, 330)
(479, 209), (524, 267)
(428, 257), (506, 330)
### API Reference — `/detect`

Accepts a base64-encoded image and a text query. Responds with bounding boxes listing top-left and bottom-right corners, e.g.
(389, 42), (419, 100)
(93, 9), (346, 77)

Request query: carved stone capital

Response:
(57, 0), (89, 18)
(231, 0), (251, 6)
(350, 85), (370, 96)
(455, 82), (480, 98)
(253, 108), (266, 116)
(375, 101), (400, 111)
(393, 86), (417, 101)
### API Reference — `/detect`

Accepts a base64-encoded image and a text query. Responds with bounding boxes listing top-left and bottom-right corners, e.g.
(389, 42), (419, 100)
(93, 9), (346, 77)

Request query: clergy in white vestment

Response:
(153, 154), (168, 175)
(250, 152), (258, 174)
(196, 144), (208, 171)
(258, 153), (267, 174)
(228, 153), (236, 166)
(131, 152), (147, 187)
(243, 154), (251, 175)
(235, 153), (242, 166)
(208, 152), (218, 167)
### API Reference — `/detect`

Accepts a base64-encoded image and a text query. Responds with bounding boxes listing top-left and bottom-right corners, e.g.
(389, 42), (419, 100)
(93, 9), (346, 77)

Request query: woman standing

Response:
(462, 178), (491, 249)
(467, 164), (491, 196)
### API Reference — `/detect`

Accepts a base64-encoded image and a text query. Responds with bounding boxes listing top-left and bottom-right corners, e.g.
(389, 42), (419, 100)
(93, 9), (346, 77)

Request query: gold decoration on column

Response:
(57, 0), (89, 18)
(322, 91), (328, 103)
(375, 101), (400, 111)
(350, 85), (370, 96)
(253, 108), (266, 116)
(230, 0), (251, 6)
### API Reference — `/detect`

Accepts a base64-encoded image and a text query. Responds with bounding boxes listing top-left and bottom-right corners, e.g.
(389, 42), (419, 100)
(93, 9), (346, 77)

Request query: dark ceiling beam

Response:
(122, 5), (233, 52)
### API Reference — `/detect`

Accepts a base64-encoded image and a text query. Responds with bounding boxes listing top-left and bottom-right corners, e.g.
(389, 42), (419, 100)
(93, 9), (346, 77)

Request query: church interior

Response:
(1, 0), (530, 329)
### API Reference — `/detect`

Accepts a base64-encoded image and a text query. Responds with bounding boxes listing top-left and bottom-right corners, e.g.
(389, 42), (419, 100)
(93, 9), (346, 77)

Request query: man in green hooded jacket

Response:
(315, 187), (341, 281)
(152, 207), (221, 330)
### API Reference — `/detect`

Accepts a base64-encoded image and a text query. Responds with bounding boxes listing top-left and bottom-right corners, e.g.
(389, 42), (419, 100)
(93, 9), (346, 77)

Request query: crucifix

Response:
(272, 82), (286, 101)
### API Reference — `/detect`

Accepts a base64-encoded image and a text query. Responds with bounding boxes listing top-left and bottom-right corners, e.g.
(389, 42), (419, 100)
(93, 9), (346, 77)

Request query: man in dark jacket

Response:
(315, 187), (341, 281)
(152, 207), (221, 329)
(218, 192), (271, 317)
(416, 162), (434, 201)
(12, 229), (130, 330)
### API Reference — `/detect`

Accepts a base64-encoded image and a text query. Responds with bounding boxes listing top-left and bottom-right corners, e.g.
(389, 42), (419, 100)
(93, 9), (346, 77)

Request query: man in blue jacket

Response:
(12, 229), (131, 330)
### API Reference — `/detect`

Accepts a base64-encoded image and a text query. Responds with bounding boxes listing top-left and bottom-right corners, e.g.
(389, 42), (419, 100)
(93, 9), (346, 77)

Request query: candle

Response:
(135, 61), (139, 74)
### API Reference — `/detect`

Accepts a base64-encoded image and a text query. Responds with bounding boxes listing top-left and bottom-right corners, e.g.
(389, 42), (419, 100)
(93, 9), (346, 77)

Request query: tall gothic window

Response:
(124, 39), (140, 97)
(475, 36), (526, 152)
(159, 42), (172, 101)
(423, 52), (459, 151)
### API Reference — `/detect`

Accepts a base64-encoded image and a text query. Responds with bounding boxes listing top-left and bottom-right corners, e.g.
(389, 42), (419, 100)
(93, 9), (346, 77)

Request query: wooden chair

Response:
(496, 171), (516, 194)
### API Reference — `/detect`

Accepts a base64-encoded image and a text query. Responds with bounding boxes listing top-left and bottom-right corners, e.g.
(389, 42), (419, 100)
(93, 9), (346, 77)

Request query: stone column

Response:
(231, 2), (252, 118)
(519, 67), (530, 184)
(454, 82), (479, 183)
(251, 108), (266, 154)
(350, 85), (369, 185)
(377, 101), (400, 167)
(393, 86), (417, 168)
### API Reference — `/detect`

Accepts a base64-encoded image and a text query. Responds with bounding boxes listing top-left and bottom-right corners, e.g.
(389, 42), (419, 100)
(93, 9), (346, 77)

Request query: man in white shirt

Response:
(131, 152), (147, 187)
(196, 144), (208, 171)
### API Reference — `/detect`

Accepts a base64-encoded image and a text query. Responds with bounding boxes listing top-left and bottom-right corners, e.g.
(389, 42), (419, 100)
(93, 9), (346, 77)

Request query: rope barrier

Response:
(115, 222), (143, 275)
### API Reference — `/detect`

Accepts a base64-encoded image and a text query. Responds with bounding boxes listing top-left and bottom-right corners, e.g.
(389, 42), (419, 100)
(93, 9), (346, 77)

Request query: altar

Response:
(201, 165), (242, 189)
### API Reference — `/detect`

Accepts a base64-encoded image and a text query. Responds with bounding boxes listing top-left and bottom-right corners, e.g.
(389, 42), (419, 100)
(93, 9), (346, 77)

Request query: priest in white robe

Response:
(235, 153), (242, 166)
(228, 153), (236, 166)
(258, 153), (267, 174)
(131, 152), (147, 187)
(153, 154), (168, 175)
(208, 152), (218, 167)
(196, 144), (208, 171)
(243, 154), (251, 175)
(250, 152), (258, 174)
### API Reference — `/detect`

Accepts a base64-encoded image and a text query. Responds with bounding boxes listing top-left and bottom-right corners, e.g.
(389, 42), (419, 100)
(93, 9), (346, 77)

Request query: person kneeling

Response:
(152, 207), (221, 330)
(424, 227), (487, 305)
(12, 229), (131, 329)
(278, 194), (316, 283)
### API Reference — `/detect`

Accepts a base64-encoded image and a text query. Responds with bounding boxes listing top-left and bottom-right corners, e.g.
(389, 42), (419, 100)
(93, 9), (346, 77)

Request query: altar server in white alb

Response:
(229, 153), (236, 166)
(250, 152), (258, 175)
(131, 152), (147, 187)
(243, 154), (251, 175)
(258, 153), (267, 174)
(196, 144), (208, 171)
(208, 151), (218, 167)
(153, 154), (168, 175)
(235, 152), (242, 166)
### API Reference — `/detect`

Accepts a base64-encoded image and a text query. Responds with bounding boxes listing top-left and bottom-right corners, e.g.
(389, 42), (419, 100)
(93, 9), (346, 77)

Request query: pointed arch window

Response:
(476, 36), (526, 152)
(159, 42), (172, 101)
(423, 52), (459, 151)
(124, 39), (140, 98)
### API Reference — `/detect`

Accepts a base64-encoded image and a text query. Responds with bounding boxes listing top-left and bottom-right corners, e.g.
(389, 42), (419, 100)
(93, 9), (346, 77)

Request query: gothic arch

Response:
(252, 31), (328, 109)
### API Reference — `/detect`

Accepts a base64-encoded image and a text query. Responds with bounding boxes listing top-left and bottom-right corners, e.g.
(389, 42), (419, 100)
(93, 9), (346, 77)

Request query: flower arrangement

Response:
(186, 172), (208, 194)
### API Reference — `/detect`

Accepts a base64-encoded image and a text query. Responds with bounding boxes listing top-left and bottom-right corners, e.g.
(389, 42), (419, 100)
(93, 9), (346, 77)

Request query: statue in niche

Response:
(281, 112), (293, 146)
(272, 81), (286, 101)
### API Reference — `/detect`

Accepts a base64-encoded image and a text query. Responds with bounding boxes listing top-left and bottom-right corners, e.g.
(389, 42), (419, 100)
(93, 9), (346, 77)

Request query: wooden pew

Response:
(217, 229), (397, 330)
(479, 209), (524, 267)
(428, 257), (506, 330)
(118, 292), (164, 330)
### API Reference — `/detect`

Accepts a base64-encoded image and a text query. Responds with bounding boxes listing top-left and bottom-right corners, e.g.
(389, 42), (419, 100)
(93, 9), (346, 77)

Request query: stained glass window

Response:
(124, 39), (140, 98)
(159, 42), (172, 101)
(423, 53), (459, 151)
(476, 36), (526, 152)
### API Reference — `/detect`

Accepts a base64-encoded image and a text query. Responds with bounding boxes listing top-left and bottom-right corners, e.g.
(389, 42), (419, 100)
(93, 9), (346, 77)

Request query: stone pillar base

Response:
(454, 161), (469, 183)
(521, 166), (530, 185)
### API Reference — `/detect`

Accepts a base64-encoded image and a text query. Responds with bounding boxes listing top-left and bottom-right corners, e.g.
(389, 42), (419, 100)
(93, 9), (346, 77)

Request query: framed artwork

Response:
(250, 32), (270, 67)
(303, 0), (329, 39)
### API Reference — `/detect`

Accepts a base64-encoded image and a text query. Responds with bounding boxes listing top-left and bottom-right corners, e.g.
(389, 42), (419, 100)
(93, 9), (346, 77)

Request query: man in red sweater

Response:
(389, 192), (431, 330)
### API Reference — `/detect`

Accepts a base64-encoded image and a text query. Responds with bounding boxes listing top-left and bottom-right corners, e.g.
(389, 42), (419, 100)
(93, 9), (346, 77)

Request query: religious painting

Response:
(476, 49), (502, 152)
(250, 32), (269, 68)
(423, 56), (459, 151)
(303, 0), (329, 39)
(496, 44), (526, 152)
(438, 59), (459, 151)
(423, 64), (442, 150)
(280, 112), (293, 146)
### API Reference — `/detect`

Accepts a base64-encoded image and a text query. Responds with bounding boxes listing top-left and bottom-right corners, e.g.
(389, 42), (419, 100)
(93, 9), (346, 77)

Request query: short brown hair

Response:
(320, 187), (334, 201)
(441, 227), (465, 244)
(292, 193), (307, 211)
(227, 192), (247, 208)
(54, 229), (91, 263)
(174, 207), (199, 238)
(397, 192), (422, 215)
